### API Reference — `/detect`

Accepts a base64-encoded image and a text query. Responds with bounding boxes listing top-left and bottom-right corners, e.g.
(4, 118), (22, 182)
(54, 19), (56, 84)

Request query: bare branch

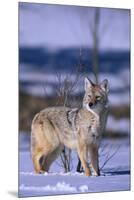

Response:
(100, 145), (121, 170)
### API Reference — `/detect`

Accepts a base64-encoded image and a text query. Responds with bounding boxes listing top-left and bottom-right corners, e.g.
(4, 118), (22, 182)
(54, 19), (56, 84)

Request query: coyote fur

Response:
(31, 78), (109, 176)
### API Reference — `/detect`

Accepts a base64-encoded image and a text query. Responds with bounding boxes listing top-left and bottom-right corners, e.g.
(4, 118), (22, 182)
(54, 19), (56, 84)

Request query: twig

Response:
(100, 145), (121, 170)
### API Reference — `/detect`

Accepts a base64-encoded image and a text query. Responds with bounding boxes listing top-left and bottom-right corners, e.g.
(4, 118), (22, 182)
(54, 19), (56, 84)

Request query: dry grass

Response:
(109, 106), (130, 119)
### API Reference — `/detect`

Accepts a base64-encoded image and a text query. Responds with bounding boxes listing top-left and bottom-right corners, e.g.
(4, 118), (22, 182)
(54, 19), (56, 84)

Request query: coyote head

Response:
(83, 78), (109, 112)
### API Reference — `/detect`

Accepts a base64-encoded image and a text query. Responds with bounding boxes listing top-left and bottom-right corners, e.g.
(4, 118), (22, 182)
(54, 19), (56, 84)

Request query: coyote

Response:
(31, 78), (109, 176)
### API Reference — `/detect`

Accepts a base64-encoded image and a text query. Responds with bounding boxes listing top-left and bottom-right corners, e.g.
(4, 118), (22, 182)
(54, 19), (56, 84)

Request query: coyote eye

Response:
(88, 95), (91, 98)
(96, 96), (101, 100)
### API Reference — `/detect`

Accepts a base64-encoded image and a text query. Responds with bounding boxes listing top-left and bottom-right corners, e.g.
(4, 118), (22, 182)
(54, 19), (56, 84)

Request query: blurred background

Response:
(19, 2), (130, 149)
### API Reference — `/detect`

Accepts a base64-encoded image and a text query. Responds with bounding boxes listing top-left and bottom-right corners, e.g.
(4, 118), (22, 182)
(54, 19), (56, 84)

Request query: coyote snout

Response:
(31, 77), (109, 176)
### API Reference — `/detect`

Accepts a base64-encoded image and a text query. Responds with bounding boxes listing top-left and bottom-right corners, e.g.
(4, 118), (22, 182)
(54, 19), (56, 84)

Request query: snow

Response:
(19, 168), (130, 197)
(19, 138), (130, 197)
(107, 116), (130, 134)
(109, 93), (129, 106)
(79, 185), (89, 192)
(20, 182), (77, 193)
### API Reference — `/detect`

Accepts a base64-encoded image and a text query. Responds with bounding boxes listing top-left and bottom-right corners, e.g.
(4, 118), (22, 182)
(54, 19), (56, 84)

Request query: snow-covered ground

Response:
(19, 68), (130, 197)
(19, 136), (130, 197)
(107, 116), (130, 134)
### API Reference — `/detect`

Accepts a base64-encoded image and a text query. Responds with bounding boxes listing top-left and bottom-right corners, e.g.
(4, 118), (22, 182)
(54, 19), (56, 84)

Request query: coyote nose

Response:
(89, 102), (93, 107)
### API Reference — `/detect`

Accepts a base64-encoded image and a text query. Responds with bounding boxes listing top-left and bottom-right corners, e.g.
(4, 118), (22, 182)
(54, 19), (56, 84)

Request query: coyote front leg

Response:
(77, 142), (91, 176)
(89, 144), (100, 176)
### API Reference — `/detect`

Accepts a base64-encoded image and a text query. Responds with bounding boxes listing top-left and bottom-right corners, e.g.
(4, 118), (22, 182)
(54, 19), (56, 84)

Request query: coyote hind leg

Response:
(41, 146), (62, 172)
(32, 148), (45, 174)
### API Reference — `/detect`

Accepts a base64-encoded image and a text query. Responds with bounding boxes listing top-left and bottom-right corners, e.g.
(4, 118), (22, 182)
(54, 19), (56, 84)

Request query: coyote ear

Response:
(100, 79), (109, 92)
(85, 77), (93, 91)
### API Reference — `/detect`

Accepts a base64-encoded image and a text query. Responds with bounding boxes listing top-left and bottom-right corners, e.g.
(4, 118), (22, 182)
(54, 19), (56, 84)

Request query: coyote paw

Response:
(35, 169), (46, 174)
(39, 170), (46, 174)
(85, 170), (91, 177)
(92, 170), (100, 176)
